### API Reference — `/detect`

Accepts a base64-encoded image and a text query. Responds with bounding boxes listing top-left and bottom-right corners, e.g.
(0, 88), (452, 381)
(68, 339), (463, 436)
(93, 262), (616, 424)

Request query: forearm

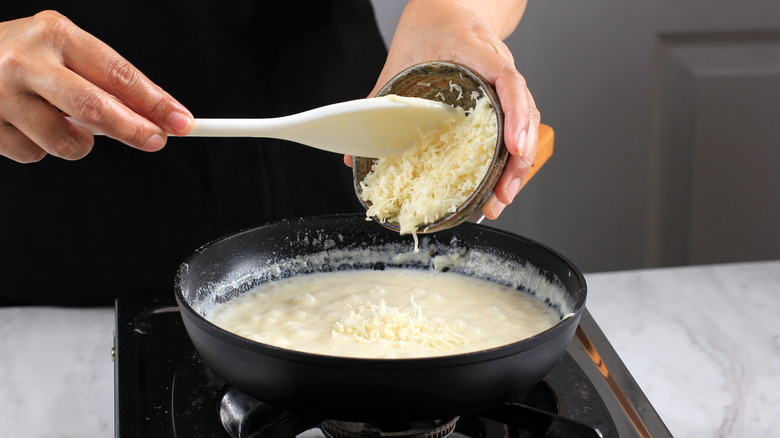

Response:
(398, 0), (528, 41)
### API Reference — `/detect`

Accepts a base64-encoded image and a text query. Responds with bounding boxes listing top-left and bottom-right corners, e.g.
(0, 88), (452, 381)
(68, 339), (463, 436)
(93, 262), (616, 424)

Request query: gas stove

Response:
(113, 297), (672, 438)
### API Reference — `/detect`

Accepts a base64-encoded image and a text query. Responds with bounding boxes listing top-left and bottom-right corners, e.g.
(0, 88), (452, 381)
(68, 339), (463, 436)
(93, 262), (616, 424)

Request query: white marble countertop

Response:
(1, 259), (778, 437)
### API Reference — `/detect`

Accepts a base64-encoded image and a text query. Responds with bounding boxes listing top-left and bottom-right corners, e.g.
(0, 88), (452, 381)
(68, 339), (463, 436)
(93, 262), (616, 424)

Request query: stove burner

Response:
(219, 387), (459, 438)
(215, 381), (599, 438)
(321, 418), (459, 438)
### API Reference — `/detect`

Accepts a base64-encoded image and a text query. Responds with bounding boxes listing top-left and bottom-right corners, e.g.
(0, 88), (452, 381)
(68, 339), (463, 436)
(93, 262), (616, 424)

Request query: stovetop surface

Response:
(113, 297), (672, 438)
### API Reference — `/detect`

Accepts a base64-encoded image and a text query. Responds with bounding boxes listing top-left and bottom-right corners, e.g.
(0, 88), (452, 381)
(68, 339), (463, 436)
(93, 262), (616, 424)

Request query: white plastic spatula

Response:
(68, 95), (464, 158)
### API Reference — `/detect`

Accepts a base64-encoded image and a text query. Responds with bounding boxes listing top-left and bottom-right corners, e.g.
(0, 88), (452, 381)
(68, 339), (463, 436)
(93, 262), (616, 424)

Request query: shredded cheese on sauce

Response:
(359, 93), (497, 246)
(206, 269), (563, 359)
(332, 298), (469, 351)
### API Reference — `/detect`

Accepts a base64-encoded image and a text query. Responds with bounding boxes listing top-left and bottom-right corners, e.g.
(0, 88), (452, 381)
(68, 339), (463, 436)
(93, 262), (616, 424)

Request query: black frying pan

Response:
(174, 214), (586, 422)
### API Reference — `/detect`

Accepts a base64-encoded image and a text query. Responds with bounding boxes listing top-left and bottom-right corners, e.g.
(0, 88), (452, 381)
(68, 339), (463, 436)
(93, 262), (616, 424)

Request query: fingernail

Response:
(505, 178), (523, 203)
(168, 111), (193, 135)
(515, 128), (527, 156)
(493, 201), (506, 218)
(483, 196), (506, 220)
(143, 133), (165, 151)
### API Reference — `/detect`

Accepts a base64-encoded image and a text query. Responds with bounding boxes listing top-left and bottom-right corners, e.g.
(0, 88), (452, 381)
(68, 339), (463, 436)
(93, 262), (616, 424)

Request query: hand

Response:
(0, 10), (194, 163)
(353, 0), (539, 220)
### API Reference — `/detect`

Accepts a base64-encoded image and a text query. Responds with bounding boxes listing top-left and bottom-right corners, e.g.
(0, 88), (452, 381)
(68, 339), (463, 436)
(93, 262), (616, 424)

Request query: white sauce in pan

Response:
(207, 269), (560, 359)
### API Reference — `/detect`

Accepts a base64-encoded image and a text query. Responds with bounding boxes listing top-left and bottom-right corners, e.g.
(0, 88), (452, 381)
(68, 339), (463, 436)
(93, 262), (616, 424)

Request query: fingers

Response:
(482, 118), (539, 219)
(0, 123), (47, 163)
(0, 10), (194, 162)
(57, 18), (193, 136)
(496, 80), (540, 204)
(32, 64), (169, 152)
(479, 66), (540, 219)
(0, 93), (95, 161)
(494, 65), (538, 158)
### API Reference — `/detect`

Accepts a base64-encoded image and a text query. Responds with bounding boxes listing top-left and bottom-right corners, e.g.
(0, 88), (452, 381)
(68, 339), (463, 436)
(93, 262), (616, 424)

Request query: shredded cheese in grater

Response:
(332, 297), (469, 351)
(359, 93), (497, 245)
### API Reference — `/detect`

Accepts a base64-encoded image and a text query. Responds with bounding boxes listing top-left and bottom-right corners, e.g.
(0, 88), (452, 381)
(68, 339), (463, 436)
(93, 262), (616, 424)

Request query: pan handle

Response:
(521, 123), (554, 190)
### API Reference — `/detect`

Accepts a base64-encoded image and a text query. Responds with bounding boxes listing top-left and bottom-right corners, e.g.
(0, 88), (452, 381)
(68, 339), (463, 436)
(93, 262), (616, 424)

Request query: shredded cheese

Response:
(449, 80), (463, 100)
(359, 93), (497, 247)
(332, 297), (469, 352)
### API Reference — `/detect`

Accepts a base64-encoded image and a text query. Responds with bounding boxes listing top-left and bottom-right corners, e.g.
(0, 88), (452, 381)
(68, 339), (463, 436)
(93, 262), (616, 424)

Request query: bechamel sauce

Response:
(207, 269), (560, 359)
